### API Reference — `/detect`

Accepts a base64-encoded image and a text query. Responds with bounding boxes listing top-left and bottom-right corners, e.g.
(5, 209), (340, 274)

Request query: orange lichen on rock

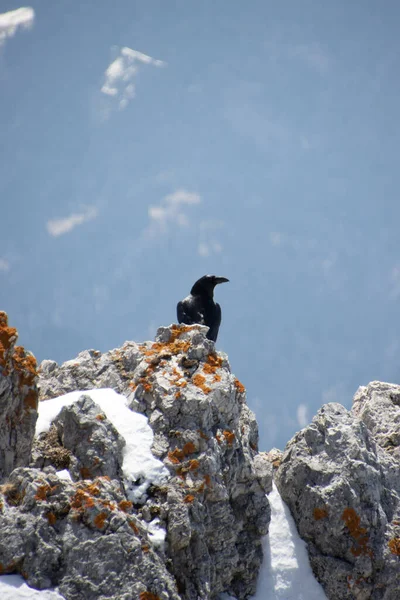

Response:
(95, 414), (106, 421)
(188, 459), (199, 471)
(47, 512), (57, 525)
(12, 346), (37, 387)
(314, 507), (329, 520)
(206, 353), (224, 369)
(175, 380), (187, 388)
(23, 390), (39, 411)
(198, 429), (210, 441)
(168, 442), (197, 465)
(93, 511), (108, 529)
(182, 441), (196, 455)
(138, 377), (152, 393)
(192, 373), (211, 394)
(204, 474), (211, 487)
(223, 430), (235, 445)
(341, 508), (373, 557)
(388, 537), (400, 555)
(118, 500), (133, 513)
(0, 311), (17, 371)
(168, 448), (185, 464)
(234, 378), (245, 394)
(139, 592), (160, 600)
(142, 544), (150, 553)
(80, 467), (92, 479)
(184, 494), (195, 503)
(128, 519), (139, 534)
(35, 484), (51, 502)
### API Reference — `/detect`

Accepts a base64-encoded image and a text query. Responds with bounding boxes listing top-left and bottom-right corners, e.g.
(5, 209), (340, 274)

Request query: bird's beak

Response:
(215, 277), (229, 285)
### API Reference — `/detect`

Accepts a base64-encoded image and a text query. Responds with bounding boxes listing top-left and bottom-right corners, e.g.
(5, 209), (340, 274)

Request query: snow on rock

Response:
(0, 575), (64, 599)
(0, 322), (272, 600)
(221, 483), (327, 600)
(36, 388), (169, 503)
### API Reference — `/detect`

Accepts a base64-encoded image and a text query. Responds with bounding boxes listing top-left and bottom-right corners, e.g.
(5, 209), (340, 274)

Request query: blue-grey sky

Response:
(2, 1), (400, 450)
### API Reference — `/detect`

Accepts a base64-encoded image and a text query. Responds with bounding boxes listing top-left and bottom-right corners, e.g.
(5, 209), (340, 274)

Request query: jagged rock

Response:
(275, 396), (400, 600)
(0, 312), (38, 479)
(0, 467), (180, 599)
(52, 394), (125, 481)
(8, 323), (272, 600)
(352, 381), (400, 459)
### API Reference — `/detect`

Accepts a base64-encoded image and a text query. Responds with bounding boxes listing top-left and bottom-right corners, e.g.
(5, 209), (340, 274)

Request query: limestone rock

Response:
(0, 323), (272, 600)
(0, 467), (180, 599)
(0, 312), (38, 479)
(352, 381), (400, 459)
(276, 397), (400, 600)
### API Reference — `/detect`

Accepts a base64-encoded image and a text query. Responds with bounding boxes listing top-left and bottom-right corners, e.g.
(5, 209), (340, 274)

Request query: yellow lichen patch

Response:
(213, 374), (221, 383)
(35, 484), (51, 502)
(314, 507), (328, 521)
(223, 430), (235, 445)
(118, 500), (133, 513)
(47, 512), (57, 525)
(341, 508), (373, 558)
(184, 494), (195, 503)
(388, 538), (400, 555)
(192, 373), (211, 394)
(93, 511), (108, 529)
(234, 378), (245, 394)
(139, 592), (160, 600)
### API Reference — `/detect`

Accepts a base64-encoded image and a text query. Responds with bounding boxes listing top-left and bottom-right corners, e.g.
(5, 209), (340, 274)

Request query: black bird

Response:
(177, 275), (229, 342)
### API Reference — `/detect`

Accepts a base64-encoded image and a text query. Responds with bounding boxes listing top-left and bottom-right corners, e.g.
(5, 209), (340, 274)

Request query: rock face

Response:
(0, 312), (38, 479)
(276, 382), (400, 600)
(0, 321), (271, 600)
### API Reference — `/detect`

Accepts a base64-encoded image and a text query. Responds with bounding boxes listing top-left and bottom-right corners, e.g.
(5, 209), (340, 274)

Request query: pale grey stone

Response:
(276, 394), (400, 600)
(0, 323), (271, 600)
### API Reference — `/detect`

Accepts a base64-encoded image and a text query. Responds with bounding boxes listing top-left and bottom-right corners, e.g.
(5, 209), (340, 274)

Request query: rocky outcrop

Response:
(0, 312), (38, 479)
(0, 320), (271, 600)
(276, 382), (400, 600)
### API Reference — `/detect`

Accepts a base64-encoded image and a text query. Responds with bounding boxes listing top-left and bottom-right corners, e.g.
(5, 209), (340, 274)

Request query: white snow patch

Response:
(0, 575), (64, 599)
(56, 469), (71, 481)
(221, 483), (327, 599)
(36, 388), (169, 503)
(147, 517), (166, 549)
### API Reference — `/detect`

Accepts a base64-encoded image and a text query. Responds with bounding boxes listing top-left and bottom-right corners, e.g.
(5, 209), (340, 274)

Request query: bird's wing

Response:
(207, 303), (222, 342)
(177, 300), (199, 324)
(177, 297), (206, 325)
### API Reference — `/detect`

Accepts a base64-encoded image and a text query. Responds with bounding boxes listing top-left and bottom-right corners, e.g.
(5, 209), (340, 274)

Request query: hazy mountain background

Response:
(2, 0), (400, 449)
